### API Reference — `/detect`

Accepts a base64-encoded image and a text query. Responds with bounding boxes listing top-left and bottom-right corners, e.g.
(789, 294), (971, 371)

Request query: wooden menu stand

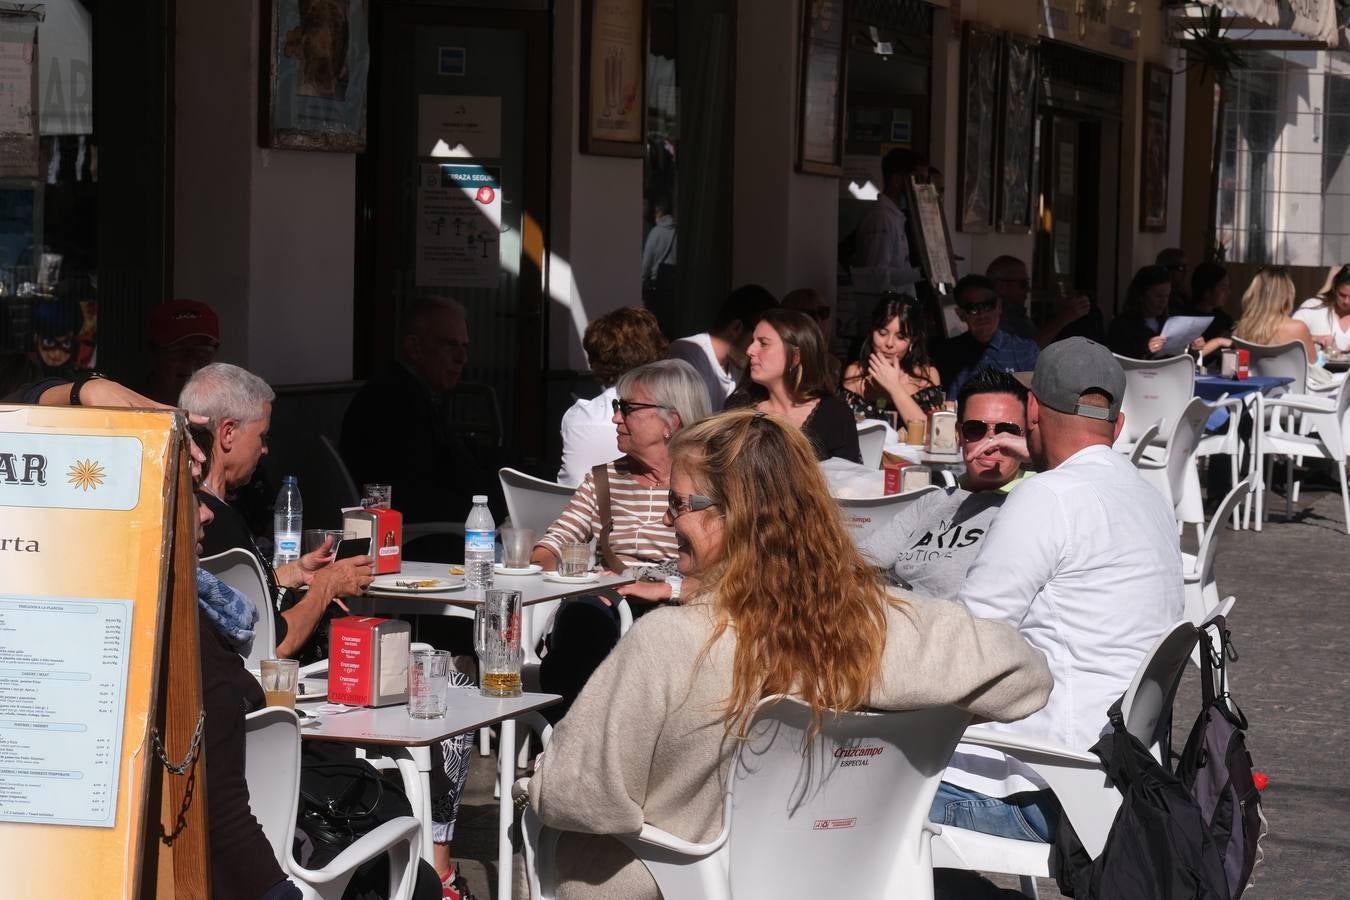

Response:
(141, 434), (211, 899)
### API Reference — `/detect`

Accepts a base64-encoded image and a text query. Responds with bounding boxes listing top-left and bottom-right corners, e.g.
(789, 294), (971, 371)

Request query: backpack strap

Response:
(591, 464), (627, 574)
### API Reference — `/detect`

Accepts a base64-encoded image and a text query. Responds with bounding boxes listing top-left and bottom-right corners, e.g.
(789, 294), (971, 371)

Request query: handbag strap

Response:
(591, 464), (627, 574)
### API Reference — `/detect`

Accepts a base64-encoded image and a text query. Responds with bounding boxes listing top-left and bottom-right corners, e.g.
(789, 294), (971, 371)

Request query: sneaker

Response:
(441, 868), (478, 900)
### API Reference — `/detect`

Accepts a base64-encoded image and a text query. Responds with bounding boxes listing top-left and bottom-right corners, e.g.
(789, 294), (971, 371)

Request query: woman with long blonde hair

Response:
(1234, 267), (1316, 362)
(528, 409), (1051, 900)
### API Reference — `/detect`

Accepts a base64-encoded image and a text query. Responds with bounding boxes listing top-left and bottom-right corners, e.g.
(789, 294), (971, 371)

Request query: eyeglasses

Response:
(667, 490), (716, 519)
(959, 420), (1024, 442)
(958, 298), (999, 316)
(612, 398), (669, 417)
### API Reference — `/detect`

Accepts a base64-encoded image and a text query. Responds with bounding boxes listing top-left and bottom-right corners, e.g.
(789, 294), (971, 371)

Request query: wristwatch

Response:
(69, 370), (106, 406)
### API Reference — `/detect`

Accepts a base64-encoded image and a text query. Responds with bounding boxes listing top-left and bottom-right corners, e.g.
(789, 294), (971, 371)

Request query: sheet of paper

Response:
(415, 162), (503, 288)
(0, 596), (131, 828)
(1160, 315), (1214, 357)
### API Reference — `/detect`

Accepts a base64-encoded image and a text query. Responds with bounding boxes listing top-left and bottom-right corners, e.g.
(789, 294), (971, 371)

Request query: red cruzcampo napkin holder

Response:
(343, 506), (403, 574)
(328, 616), (411, 707)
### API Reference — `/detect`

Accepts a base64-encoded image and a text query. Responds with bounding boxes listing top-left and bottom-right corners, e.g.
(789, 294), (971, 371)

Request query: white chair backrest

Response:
(1229, 338), (1307, 395)
(856, 420), (888, 470)
(243, 707), (302, 862)
(725, 698), (970, 897)
(1120, 621), (1199, 753)
(1164, 399), (1214, 512)
(499, 467), (576, 533)
(1114, 354), (1196, 448)
(201, 548), (276, 668)
(834, 485), (942, 546)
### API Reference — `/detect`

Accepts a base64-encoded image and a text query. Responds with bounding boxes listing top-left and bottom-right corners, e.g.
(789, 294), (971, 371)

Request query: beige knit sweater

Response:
(529, 591), (1053, 899)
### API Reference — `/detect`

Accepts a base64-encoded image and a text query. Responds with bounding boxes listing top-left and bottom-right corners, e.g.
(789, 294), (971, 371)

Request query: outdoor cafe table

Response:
(1195, 374), (1294, 430)
(302, 689), (560, 900)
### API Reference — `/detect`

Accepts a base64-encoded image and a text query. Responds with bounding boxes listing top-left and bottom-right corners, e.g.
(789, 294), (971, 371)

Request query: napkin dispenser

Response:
(926, 409), (959, 454)
(329, 616), (411, 707)
(343, 506), (403, 574)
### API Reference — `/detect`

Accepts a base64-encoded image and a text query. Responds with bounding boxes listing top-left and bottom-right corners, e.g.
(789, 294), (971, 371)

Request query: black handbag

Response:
(297, 746), (414, 864)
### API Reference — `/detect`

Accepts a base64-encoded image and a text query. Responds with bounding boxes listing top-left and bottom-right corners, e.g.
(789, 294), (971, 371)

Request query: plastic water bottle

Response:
(464, 495), (496, 596)
(273, 476), (302, 567)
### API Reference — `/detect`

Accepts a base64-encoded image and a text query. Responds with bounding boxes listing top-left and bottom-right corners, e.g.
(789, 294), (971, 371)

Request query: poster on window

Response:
(261, 0), (370, 152)
(1140, 64), (1171, 233)
(796, 0), (847, 176)
(415, 163), (503, 289)
(0, 21), (37, 180)
(581, 0), (645, 157)
(958, 25), (999, 233)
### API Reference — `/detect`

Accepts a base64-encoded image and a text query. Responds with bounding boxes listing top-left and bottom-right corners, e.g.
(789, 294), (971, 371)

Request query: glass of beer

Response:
(474, 589), (523, 697)
(408, 649), (450, 719)
(260, 659), (299, 709)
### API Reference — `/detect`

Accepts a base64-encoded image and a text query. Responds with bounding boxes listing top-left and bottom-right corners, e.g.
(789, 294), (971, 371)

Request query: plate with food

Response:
(369, 574), (466, 593)
(296, 677), (328, 702)
(495, 563), (544, 576)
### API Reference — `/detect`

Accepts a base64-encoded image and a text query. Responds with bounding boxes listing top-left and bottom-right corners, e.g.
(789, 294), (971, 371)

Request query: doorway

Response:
(356, 5), (549, 459)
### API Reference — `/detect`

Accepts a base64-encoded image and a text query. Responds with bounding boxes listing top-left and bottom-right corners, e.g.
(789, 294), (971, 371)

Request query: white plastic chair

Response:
(1125, 421), (1162, 467)
(1248, 377), (1350, 533)
(1230, 338), (1313, 518)
(834, 485), (942, 547)
(201, 548), (276, 669)
(523, 698), (971, 900)
(1181, 478), (1252, 627)
(1112, 354), (1196, 459)
(1194, 396), (1250, 530)
(244, 707), (421, 900)
(499, 467), (576, 533)
(857, 419), (888, 469)
(932, 620), (1199, 897)
(1131, 397), (1212, 541)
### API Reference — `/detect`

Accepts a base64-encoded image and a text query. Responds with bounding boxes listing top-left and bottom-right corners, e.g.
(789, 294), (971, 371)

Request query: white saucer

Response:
(296, 677), (328, 702)
(495, 563), (544, 576)
(543, 571), (600, 585)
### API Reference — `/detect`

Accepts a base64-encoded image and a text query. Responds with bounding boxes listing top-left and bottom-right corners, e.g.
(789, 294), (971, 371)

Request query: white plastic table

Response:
(302, 689), (560, 900)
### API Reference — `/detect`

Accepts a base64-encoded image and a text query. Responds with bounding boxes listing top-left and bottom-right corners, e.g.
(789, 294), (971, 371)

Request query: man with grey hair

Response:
(185, 363), (373, 661)
(340, 297), (492, 530)
(929, 338), (1183, 850)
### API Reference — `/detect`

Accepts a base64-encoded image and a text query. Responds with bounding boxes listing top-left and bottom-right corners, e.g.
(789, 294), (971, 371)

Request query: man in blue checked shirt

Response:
(935, 274), (1040, 399)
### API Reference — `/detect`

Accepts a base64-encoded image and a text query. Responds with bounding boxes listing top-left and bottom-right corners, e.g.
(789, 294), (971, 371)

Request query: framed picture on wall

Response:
(958, 25), (999, 233)
(1140, 63), (1172, 232)
(796, 0), (849, 176)
(259, 0), (370, 152)
(580, 0), (647, 157)
(997, 36), (1038, 233)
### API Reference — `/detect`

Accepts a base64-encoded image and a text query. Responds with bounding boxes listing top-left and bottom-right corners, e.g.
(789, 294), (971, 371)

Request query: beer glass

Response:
(474, 589), (523, 697)
(408, 649), (450, 719)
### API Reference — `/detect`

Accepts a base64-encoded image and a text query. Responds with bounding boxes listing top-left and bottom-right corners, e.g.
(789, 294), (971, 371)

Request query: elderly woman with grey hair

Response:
(532, 358), (710, 720)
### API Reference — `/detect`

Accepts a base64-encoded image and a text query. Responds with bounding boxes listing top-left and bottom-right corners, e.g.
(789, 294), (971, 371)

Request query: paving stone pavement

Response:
(446, 481), (1350, 899)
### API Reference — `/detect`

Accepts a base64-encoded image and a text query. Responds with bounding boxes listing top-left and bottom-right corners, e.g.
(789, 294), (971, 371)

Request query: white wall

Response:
(547, 0), (644, 372)
(174, 0), (354, 384)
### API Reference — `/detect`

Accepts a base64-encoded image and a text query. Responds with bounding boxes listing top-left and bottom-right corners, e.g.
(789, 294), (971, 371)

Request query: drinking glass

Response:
(408, 649), (451, 719)
(474, 589), (523, 697)
(904, 419), (926, 445)
(362, 483), (393, 510)
(559, 541), (590, 577)
(260, 659), (299, 709)
(302, 529), (345, 555)
(500, 527), (536, 568)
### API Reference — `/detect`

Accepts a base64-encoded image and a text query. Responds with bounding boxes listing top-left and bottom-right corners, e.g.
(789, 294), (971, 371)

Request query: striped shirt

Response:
(536, 458), (679, 567)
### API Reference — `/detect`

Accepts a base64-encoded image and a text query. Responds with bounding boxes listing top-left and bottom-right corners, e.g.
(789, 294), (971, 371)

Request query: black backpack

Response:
(1176, 616), (1266, 898)
(1053, 698), (1230, 900)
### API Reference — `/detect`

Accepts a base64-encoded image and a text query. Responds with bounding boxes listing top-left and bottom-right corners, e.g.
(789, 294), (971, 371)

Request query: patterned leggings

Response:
(430, 669), (477, 844)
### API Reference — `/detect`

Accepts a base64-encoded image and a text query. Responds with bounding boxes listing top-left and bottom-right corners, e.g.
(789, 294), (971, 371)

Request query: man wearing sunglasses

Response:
(931, 338), (1183, 845)
(859, 368), (1029, 600)
(934, 274), (1040, 400)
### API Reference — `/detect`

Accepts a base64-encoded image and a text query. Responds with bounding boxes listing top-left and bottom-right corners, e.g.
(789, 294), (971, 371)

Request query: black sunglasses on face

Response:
(612, 398), (668, 417)
(959, 298), (998, 316)
(667, 490), (716, 519)
(959, 420), (1024, 442)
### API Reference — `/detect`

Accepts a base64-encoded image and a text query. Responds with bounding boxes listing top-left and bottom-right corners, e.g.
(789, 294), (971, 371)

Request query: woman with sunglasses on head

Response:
(1294, 264), (1350, 353)
(727, 307), (863, 463)
(531, 359), (710, 718)
(840, 293), (944, 429)
(1234, 266), (1316, 363)
(527, 409), (1051, 900)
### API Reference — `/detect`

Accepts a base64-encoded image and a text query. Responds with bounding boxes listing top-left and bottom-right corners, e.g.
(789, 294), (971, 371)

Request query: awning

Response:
(1193, 0), (1339, 44)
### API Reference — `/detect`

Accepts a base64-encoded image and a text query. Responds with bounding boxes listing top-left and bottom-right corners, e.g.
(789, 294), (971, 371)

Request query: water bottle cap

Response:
(472, 494), (489, 504)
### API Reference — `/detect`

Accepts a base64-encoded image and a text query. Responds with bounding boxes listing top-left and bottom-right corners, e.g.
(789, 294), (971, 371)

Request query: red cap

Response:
(151, 299), (219, 348)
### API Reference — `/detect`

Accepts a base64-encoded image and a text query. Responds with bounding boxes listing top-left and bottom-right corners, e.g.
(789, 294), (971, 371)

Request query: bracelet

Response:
(69, 370), (106, 407)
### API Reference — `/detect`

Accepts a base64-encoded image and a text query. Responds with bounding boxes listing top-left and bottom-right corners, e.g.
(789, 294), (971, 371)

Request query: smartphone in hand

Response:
(333, 536), (371, 561)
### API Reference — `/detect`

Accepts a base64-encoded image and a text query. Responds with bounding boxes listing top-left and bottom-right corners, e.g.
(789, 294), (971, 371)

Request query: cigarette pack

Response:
(328, 616), (411, 707)
(342, 506), (403, 573)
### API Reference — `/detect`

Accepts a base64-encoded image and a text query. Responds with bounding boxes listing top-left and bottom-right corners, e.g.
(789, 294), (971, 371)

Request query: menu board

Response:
(907, 180), (957, 288)
(0, 405), (178, 898)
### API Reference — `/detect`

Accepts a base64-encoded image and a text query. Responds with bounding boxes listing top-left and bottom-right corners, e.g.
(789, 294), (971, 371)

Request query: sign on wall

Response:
(415, 162), (503, 289)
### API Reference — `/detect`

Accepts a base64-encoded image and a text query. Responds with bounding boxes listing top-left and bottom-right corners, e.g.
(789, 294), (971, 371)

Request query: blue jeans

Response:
(929, 781), (1058, 843)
